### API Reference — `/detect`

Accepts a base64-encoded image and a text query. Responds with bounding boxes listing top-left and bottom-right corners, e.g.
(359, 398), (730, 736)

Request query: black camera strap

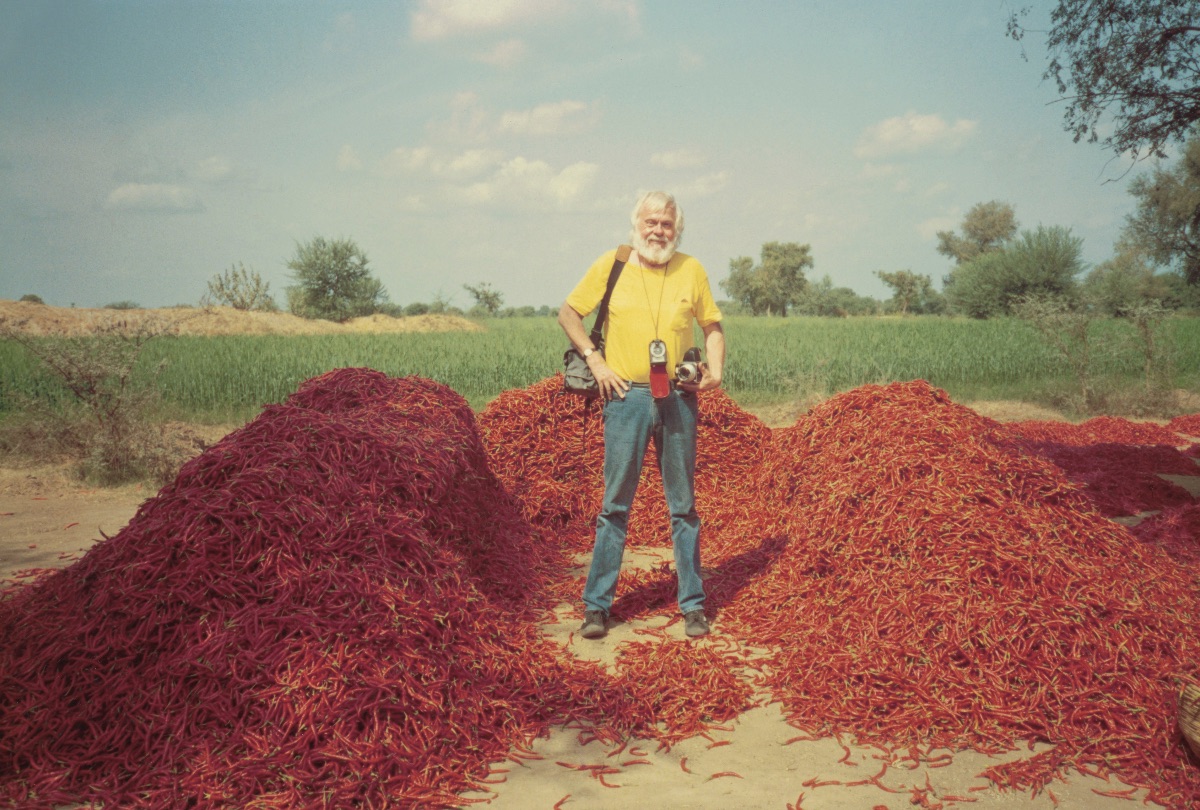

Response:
(589, 244), (632, 348)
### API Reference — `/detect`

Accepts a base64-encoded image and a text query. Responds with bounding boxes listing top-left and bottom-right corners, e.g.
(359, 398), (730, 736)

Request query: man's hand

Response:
(587, 352), (629, 400)
(678, 364), (721, 393)
(678, 321), (725, 394)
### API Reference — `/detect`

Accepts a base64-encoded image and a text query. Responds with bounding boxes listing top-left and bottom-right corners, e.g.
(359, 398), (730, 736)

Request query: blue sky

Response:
(0, 1), (1156, 310)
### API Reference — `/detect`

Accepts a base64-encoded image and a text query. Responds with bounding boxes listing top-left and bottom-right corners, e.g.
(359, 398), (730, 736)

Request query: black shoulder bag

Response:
(563, 245), (632, 397)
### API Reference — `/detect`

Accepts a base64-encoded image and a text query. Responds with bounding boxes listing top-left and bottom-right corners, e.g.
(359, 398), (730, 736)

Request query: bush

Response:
(374, 302), (406, 318)
(104, 301), (142, 310)
(1013, 294), (1096, 412)
(947, 226), (1084, 318)
(1013, 294), (1179, 416)
(1083, 248), (1170, 316)
(204, 262), (276, 311)
(18, 294), (45, 305)
(0, 317), (186, 485)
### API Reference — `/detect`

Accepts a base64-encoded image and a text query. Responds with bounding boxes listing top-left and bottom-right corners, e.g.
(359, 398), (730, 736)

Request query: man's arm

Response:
(557, 302), (629, 400)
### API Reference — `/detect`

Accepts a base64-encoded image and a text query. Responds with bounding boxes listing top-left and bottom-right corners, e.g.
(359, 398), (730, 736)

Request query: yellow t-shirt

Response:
(566, 249), (723, 383)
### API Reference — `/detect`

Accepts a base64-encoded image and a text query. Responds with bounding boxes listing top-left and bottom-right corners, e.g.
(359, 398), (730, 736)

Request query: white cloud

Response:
(437, 91), (491, 143)
(324, 12), (357, 51)
(548, 161), (600, 204)
(497, 100), (596, 136)
(917, 213), (959, 241)
(336, 145), (363, 172)
(440, 148), (505, 178)
(855, 112), (978, 160)
(192, 155), (232, 182)
(410, 0), (565, 41)
(104, 183), (203, 213)
(678, 46), (703, 70)
(380, 146), (502, 179)
(460, 157), (598, 206)
(651, 148), (705, 170)
(680, 171), (731, 197)
(381, 146), (433, 174)
(858, 162), (899, 180)
(475, 39), (527, 67)
(397, 194), (427, 213)
(599, 0), (640, 24)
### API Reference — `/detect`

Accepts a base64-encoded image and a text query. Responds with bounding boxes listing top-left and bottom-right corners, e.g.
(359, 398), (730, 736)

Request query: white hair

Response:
(629, 190), (684, 245)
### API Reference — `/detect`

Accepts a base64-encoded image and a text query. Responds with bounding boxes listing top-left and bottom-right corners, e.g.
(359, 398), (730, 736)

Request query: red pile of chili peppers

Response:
(1010, 441), (1197, 517)
(717, 381), (1200, 804)
(482, 376), (1200, 805)
(4, 370), (1200, 807)
(0, 369), (628, 808)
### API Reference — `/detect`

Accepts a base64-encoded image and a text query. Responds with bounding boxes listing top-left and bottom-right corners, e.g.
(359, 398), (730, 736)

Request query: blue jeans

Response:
(582, 385), (705, 615)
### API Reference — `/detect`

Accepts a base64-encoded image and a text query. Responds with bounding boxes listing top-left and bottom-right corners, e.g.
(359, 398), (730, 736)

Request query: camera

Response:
(675, 347), (703, 384)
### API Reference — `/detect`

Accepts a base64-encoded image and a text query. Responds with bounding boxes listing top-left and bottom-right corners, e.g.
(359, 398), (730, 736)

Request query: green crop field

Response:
(2, 315), (1199, 423)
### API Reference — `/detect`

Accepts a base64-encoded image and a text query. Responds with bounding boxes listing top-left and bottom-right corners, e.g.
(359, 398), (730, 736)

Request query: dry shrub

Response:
(0, 316), (190, 486)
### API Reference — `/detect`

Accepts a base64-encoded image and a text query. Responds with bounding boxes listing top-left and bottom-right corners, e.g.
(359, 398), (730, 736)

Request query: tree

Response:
(1083, 243), (1170, 315)
(720, 257), (764, 315)
(947, 226), (1085, 317)
(876, 270), (940, 315)
(463, 282), (504, 316)
(1122, 133), (1200, 284)
(204, 262), (276, 311)
(1009, 0), (1200, 160)
(794, 274), (879, 316)
(285, 237), (387, 322)
(936, 201), (1018, 265)
(720, 241), (812, 316)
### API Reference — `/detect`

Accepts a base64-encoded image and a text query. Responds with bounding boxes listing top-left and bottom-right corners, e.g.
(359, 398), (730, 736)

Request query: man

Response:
(558, 190), (726, 640)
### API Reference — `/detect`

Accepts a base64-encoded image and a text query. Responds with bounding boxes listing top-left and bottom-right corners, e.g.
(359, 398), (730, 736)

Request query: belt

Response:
(626, 381), (692, 396)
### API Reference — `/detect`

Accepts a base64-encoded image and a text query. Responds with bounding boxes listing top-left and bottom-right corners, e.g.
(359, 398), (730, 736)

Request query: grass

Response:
(2, 315), (1199, 423)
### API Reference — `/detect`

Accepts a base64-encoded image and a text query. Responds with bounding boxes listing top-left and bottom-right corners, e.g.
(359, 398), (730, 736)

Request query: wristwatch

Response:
(583, 347), (596, 358)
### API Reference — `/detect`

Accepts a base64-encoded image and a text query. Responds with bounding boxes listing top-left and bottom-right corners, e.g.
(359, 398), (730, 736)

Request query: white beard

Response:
(633, 232), (677, 266)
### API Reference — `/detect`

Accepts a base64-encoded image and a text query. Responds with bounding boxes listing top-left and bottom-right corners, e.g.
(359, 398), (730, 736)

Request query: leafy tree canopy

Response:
(1122, 133), (1200, 283)
(936, 201), (1018, 265)
(1083, 243), (1171, 315)
(720, 241), (812, 316)
(947, 226), (1085, 318)
(1009, 0), (1200, 159)
(794, 274), (880, 316)
(463, 282), (504, 316)
(876, 270), (943, 315)
(285, 236), (387, 322)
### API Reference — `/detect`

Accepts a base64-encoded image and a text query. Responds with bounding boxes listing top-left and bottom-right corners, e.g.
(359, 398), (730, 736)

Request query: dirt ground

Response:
(2, 402), (1188, 809)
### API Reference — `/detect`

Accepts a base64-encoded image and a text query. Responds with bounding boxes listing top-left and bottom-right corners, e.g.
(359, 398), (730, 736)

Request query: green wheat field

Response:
(2, 316), (1199, 422)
